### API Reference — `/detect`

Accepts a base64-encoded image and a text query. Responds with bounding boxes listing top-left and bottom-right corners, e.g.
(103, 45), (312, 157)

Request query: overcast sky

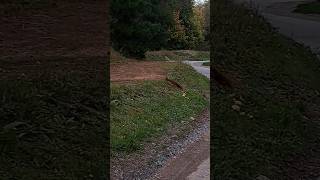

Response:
(195, 0), (206, 5)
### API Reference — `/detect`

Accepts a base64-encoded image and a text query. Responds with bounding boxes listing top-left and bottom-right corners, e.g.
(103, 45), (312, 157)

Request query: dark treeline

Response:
(111, 0), (209, 58)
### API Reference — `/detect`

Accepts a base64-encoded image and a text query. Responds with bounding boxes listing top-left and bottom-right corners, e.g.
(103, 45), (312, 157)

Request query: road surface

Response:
(153, 61), (210, 180)
(184, 61), (210, 78)
(235, 0), (320, 55)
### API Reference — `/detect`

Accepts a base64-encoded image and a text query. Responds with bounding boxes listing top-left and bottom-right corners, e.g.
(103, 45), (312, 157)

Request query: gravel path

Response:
(151, 61), (210, 180)
(111, 109), (210, 180)
(153, 126), (210, 180)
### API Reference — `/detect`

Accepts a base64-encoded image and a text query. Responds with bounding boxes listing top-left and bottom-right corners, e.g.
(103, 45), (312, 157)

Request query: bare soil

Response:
(110, 61), (174, 82)
(283, 104), (320, 179)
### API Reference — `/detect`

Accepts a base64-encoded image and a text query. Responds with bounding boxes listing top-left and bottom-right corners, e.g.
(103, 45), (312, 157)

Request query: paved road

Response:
(187, 158), (210, 180)
(235, 0), (310, 9)
(153, 61), (210, 180)
(184, 61), (210, 78)
(184, 61), (210, 180)
(235, 0), (320, 55)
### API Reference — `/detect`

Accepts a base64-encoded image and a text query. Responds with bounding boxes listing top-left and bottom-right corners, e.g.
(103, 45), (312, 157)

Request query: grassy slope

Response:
(0, 73), (108, 179)
(294, 1), (320, 14)
(111, 62), (209, 153)
(212, 0), (320, 179)
(145, 50), (210, 61)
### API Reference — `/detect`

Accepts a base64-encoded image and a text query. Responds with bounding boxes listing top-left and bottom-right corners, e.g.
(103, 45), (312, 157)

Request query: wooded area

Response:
(111, 0), (209, 58)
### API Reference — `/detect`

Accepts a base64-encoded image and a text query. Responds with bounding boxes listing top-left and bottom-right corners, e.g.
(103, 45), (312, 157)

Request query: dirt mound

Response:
(111, 61), (173, 82)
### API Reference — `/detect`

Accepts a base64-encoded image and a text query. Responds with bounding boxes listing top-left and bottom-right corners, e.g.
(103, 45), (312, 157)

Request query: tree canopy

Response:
(111, 0), (208, 58)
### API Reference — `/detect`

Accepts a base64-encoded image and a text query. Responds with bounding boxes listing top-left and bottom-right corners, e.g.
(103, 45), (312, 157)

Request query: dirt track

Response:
(110, 61), (173, 82)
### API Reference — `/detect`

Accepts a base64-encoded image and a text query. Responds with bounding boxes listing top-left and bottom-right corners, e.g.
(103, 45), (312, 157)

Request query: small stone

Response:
(190, 117), (195, 120)
(240, 112), (246, 115)
(171, 135), (177, 139)
(232, 105), (241, 111)
(234, 100), (243, 106)
(256, 175), (270, 180)
(248, 114), (254, 118)
(302, 116), (309, 120)
(165, 56), (170, 61)
(111, 99), (119, 104)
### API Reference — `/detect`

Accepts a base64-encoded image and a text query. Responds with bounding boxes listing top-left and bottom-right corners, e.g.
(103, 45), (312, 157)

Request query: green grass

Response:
(294, 1), (320, 14)
(145, 50), (210, 61)
(212, 0), (320, 179)
(0, 73), (108, 179)
(111, 63), (209, 152)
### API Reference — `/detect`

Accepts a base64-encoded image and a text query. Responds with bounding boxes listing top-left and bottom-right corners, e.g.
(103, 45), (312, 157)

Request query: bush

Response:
(111, 0), (171, 58)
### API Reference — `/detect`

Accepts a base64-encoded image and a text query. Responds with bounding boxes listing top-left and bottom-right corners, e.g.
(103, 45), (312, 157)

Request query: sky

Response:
(194, 0), (206, 5)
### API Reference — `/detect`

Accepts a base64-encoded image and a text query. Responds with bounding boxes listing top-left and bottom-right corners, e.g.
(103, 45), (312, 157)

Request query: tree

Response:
(111, 0), (206, 57)
(168, 9), (188, 49)
(111, 0), (171, 58)
(203, 0), (210, 41)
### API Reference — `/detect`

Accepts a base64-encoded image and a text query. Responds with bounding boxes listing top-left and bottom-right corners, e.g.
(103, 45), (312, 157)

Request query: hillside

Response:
(0, 1), (109, 179)
(212, 0), (320, 179)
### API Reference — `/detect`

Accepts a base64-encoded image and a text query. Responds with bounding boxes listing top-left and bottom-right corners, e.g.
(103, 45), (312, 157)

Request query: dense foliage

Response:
(110, 0), (171, 58)
(111, 0), (209, 58)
